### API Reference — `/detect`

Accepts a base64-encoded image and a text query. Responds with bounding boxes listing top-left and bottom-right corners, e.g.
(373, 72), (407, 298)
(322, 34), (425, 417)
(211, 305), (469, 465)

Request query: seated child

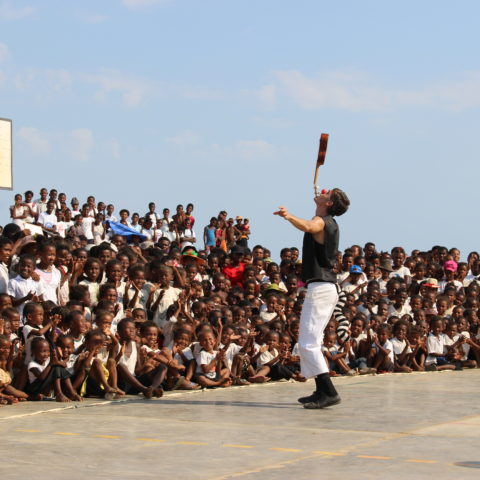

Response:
(194, 330), (231, 388)
(115, 318), (163, 398)
(322, 332), (357, 376)
(408, 325), (427, 371)
(25, 337), (78, 402)
(0, 335), (28, 404)
(391, 320), (413, 373)
(425, 317), (455, 371)
(368, 324), (394, 373)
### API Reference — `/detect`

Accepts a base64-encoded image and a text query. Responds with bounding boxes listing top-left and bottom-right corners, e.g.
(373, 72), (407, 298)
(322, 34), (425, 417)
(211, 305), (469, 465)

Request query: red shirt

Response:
(223, 263), (245, 287)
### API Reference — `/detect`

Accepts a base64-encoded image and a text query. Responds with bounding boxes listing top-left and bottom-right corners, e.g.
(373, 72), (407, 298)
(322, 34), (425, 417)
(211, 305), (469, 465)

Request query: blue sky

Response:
(1, 0), (479, 260)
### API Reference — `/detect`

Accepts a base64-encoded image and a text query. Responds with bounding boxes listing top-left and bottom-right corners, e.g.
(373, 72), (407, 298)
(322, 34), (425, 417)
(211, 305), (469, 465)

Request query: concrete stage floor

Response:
(1, 370), (480, 479)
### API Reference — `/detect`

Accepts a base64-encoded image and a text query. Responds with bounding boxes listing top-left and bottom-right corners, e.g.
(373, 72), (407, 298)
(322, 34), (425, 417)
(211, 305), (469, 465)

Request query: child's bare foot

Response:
(248, 375), (270, 383)
(293, 373), (307, 382)
(143, 387), (154, 399)
(219, 377), (232, 387)
(153, 387), (164, 398)
(233, 377), (250, 385)
(56, 394), (71, 403)
(69, 393), (83, 402)
(114, 388), (125, 396)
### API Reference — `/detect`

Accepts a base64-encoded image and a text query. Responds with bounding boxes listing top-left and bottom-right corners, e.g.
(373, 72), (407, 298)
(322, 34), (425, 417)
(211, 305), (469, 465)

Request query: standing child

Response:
(35, 241), (61, 304)
(8, 255), (45, 319)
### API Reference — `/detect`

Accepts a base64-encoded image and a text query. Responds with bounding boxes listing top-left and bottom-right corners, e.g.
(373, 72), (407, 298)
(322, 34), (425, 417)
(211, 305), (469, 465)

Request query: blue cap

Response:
(349, 265), (363, 274)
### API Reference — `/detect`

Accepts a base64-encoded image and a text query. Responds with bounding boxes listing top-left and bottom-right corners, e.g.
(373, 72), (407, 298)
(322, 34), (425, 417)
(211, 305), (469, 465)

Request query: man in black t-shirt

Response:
(274, 188), (350, 409)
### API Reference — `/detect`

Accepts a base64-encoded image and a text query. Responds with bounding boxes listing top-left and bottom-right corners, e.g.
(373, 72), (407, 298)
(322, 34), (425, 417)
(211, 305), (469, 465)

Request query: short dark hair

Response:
(328, 188), (350, 217)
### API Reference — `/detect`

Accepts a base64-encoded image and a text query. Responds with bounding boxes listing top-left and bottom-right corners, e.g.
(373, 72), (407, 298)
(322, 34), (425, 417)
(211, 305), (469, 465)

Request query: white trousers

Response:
(298, 282), (339, 378)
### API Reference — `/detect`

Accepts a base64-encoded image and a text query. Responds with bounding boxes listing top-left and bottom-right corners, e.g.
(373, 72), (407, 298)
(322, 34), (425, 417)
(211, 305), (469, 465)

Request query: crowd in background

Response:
(0, 188), (479, 406)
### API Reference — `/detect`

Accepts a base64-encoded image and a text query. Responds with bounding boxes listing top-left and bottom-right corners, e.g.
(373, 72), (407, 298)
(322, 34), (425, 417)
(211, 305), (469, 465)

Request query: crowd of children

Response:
(0, 189), (479, 406)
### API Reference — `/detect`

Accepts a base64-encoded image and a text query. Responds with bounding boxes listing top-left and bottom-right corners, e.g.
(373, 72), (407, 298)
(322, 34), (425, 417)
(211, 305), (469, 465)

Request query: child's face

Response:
(97, 316), (113, 334)
(432, 320), (444, 335)
(232, 309), (246, 324)
(446, 324), (458, 339)
(200, 333), (216, 352)
(280, 335), (291, 350)
(221, 328), (234, 345)
(119, 322), (136, 341)
(0, 338), (11, 360)
(19, 258), (35, 279)
(132, 310), (146, 323)
(0, 296), (13, 311)
(0, 243), (13, 263)
(155, 268), (172, 287)
(107, 264), (123, 283)
(377, 329), (390, 344)
(350, 320), (364, 337)
(266, 296), (278, 313)
(457, 318), (468, 332)
(324, 334), (336, 348)
(59, 338), (74, 358)
(144, 326), (158, 347)
(104, 288), (117, 303)
(73, 315), (88, 334)
(27, 306), (44, 326)
(395, 324), (408, 340)
(175, 333), (190, 349)
(132, 271), (146, 289)
(85, 261), (101, 282)
(34, 340), (51, 363)
(436, 300), (448, 315)
(266, 333), (279, 349)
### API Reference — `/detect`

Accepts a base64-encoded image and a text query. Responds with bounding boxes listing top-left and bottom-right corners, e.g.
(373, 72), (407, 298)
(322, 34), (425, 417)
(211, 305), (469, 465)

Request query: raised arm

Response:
(274, 207), (325, 234)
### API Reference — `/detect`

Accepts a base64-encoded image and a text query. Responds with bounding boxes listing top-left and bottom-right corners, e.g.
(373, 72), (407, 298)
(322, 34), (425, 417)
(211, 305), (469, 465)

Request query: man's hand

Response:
(273, 206), (289, 219)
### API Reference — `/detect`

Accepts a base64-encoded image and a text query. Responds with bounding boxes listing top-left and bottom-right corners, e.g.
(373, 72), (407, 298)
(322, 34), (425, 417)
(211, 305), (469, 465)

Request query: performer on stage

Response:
(274, 188), (350, 409)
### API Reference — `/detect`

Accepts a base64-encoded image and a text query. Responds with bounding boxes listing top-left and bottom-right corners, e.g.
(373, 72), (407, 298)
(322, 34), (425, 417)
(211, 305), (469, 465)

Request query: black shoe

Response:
(303, 394), (341, 409)
(297, 392), (318, 404)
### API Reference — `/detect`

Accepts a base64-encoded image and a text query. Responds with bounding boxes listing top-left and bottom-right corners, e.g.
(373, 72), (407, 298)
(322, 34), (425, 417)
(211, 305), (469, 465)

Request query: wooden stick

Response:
(313, 133), (329, 193)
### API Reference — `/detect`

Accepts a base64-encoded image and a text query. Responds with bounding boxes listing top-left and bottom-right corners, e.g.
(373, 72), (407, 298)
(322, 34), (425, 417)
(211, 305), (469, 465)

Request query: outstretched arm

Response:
(273, 206), (325, 234)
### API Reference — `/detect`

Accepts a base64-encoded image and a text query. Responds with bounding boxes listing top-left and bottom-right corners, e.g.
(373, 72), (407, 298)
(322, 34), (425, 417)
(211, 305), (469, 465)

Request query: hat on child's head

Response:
(71, 197), (79, 205)
(443, 260), (458, 272)
(235, 216), (243, 221)
(349, 265), (363, 275)
(423, 278), (439, 289)
(378, 259), (393, 272)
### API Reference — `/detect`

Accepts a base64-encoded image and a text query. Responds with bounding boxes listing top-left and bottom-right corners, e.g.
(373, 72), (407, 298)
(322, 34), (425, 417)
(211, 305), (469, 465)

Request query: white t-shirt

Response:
(218, 342), (242, 370)
(35, 266), (61, 304)
(151, 287), (181, 328)
(38, 212), (57, 229)
(8, 275), (45, 319)
(196, 349), (218, 379)
(389, 266), (411, 279)
(180, 228), (196, 250)
(81, 217), (94, 240)
(173, 346), (194, 366)
(115, 341), (138, 375)
(257, 348), (279, 368)
(23, 324), (45, 365)
(390, 337), (412, 356)
(0, 262), (9, 294)
(426, 333), (445, 365)
(374, 339), (394, 363)
(387, 303), (412, 318)
(28, 357), (50, 384)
